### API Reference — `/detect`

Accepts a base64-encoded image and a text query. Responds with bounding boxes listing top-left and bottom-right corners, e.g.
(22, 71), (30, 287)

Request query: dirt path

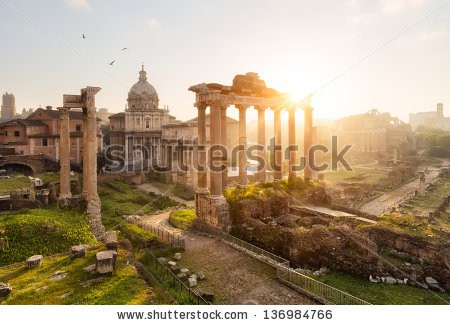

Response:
(359, 169), (442, 216)
(139, 213), (316, 305)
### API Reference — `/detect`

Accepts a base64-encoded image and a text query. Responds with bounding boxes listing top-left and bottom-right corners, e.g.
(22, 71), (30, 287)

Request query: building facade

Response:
(409, 103), (450, 131)
(0, 106), (102, 165)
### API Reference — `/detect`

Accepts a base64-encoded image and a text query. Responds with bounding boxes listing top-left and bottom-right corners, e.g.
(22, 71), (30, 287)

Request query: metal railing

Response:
(140, 223), (186, 249)
(218, 233), (370, 305)
(277, 265), (370, 305)
(143, 248), (210, 305)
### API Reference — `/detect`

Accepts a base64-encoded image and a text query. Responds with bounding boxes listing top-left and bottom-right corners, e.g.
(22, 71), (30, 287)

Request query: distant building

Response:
(336, 109), (415, 154)
(409, 103), (450, 131)
(19, 107), (34, 119)
(1, 92), (16, 120)
(97, 108), (112, 124)
(0, 106), (102, 165)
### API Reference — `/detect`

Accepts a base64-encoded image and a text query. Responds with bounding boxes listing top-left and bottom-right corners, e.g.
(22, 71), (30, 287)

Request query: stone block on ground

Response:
(177, 273), (187, 281)
(157, 257), (168, 265)
(71, 245), (87, 258)
(180, 268), (190, 276)
(0, 282), (12, 297)
(83, 264), (97, 274)
(425, 277), (444, 292)
(26, 255), (43, 268)
(49, 270), (67, 281)
(196, 289), (214, 303)
(167, 261), (177, 267)
(197, 271), (206, 280)
(95, 250), (118, 274)
(385, 276), (397, 284)
(174, 253), (182, 260)
(105, 231), (118, 250)
(188, 276), (197, 287)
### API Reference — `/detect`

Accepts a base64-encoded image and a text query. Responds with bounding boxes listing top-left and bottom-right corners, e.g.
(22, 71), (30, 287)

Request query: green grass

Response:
(98, 180), (179, 230)
(0, 176), (30, 195)
(0, 248), (158, 305)
(402, 178), (450, 227)
(314, 270), (450, 305)
(0, 208), (97, 266)
(121, 223), (157, 240)
(36, 172), (78, 183)
(322, 168), (389, 185)
(169, 209), (196, 230)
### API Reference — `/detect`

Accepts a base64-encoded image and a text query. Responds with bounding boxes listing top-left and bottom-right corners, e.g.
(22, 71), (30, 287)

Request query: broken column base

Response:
(58, 194), (72, 208)
(194, 193), (230, 234)
(86, 196), (105, 240)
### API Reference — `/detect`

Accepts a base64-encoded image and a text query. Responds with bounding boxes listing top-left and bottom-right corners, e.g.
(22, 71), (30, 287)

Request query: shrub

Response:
(169, 209), (196, 230)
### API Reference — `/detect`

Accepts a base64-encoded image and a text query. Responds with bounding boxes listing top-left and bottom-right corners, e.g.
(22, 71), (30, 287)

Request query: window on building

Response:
(111, 125), (115, 130)
(14, 131), (20, 137)
(4, 131), (7, 136)
(146, 120), (150, 128)
(76, 124), (81, 131)
(42, 138), (48, 146)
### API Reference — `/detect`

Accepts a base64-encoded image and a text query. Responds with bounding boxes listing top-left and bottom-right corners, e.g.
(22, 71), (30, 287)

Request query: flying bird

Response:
(121, 47), (129, 51)
(82, 34), (86, 39)
(109, 60), (115, 66)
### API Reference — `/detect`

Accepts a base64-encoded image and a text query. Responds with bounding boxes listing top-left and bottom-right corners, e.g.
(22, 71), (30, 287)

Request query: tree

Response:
(436, 134), (450, 149)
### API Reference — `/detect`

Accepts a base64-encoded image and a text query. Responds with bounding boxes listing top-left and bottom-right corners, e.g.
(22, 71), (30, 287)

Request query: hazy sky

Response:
(0, 0), (449, 122)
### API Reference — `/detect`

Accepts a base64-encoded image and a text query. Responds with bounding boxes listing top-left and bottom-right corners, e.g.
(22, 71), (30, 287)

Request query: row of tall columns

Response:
(195, 101), (313, 197)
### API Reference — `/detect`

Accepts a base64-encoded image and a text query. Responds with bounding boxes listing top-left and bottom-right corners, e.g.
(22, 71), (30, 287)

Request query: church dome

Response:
(127, 65), (159, 110)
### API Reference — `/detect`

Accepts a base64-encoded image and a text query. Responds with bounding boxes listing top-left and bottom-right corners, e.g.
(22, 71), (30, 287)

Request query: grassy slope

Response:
(0, 208), (96, 266)
(98, 180), (179, 230)
(315, 271), (450, 305)
(0, 248), (158, 305)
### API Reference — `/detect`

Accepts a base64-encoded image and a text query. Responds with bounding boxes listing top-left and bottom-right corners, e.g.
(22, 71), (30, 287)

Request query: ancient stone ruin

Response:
(58, 87), (105, 239)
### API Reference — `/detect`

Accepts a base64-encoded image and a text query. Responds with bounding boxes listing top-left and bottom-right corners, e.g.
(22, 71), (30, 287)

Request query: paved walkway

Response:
(139, 212), (316, 305)
(138, 182), (195, 206)
(359, 169), (443, 216)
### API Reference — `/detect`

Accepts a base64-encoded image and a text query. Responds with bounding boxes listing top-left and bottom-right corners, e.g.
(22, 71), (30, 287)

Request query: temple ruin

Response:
(58, 86), (105, 239)
(189, 72), (314, 232)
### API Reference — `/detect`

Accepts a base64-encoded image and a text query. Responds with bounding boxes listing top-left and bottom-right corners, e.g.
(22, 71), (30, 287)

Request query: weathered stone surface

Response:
(197, 271), (206, 280)
(95, 250), (118, 274)
(369, 275), (380, 283)
(71, 245), (87, 258)
(58, 291), (72, 299)
(180, 268), (190, 276)
(177, 273), (187, 281)
(157, 257), (168, 265)
(385, 276), (397, 284)
(174, 253), (182, 260)
(80, 277), (105, 288)
(188, 276), (197, 287)
(0, 282), (12, 297)
(83, 264), (97, 274)
(167, 261), (177, 267)
(425, 277), (444, 291)
(26, 255), (43, 268)
(105, 231), (118, 250)
(49, 270), (67, 281)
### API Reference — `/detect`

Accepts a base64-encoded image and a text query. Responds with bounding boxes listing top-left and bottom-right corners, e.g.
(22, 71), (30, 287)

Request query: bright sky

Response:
(0, 0), (449, 122)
